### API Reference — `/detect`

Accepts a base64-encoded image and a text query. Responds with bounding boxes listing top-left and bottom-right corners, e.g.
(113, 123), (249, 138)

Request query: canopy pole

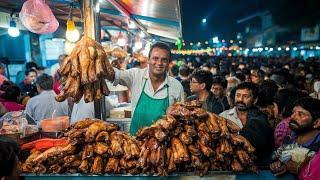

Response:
(82, 0), (106, 120)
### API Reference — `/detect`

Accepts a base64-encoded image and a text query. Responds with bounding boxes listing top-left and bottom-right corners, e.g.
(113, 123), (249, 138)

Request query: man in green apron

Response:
(109, 42), (185, 135)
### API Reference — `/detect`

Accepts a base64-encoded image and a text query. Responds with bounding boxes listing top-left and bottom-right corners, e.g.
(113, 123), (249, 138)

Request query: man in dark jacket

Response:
(220, 82), (274, 166)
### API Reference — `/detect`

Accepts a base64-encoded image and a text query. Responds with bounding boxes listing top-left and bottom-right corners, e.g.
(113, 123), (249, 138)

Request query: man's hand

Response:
(284, 160), (300, 174)
(270, 161), (287, 176)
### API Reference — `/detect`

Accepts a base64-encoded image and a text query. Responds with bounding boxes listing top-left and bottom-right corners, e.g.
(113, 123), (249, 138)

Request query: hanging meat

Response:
(55, 36), (114, 103)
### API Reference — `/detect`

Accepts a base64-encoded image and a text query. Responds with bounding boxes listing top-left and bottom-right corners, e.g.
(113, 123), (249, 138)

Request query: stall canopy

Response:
(0, 0), (182, 43)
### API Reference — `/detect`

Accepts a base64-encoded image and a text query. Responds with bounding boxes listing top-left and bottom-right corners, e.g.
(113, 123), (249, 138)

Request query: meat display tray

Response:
(22, 170), (294, 180)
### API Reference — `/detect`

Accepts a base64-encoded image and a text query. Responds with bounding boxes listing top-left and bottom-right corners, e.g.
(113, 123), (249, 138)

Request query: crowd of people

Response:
(0, 44), (320, 178)
(167, 55), (320, 178)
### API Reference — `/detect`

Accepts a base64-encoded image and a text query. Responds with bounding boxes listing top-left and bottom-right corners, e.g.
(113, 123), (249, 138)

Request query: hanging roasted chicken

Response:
(55, 36), (114, 103)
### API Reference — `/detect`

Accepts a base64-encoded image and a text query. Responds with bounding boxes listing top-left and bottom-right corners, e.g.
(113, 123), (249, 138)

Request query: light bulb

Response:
(66, 19), (80, 42)
(117, 38), (126, 46)
(8, 27), (20, 37)
(8, 20), (20, 37)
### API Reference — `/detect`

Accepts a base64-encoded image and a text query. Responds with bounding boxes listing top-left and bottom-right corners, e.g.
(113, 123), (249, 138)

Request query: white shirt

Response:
(50, 63), (60, 77)
(113, 67), (185, 114)
(26, 90), (69, 124)
(70, 97), (113, 124)
(219, 107), (243, 129)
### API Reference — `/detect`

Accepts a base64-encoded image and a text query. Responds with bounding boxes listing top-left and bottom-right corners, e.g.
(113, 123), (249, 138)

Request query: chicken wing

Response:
(179, 131), (193, 145)
(95, 131), (110, 142)
(230, 134), (255, 153)
(73, 118), (96, 129)
(94, 142), (109, 155)
(197, 141), (214, 157)
(231, 159), (243, 172)
(85, 121), (107, 142)
(91, 156), (104, 174)
(207, 113), (221, 134)
(82, 144), (94, 160)
(105, 158), (120, 173)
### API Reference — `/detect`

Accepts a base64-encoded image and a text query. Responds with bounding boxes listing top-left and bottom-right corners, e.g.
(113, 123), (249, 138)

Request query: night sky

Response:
(181, 0), (269, 42)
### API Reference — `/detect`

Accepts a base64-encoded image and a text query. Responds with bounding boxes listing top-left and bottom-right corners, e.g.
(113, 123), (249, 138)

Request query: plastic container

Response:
(40, 116), (70, 132)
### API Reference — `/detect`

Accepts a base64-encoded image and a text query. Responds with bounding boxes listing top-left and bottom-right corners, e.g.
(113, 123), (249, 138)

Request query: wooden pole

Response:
(82, 0), (106, 120)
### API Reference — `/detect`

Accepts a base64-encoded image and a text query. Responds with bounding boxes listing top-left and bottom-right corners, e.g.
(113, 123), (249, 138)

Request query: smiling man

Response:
(111, 42), (184, 135)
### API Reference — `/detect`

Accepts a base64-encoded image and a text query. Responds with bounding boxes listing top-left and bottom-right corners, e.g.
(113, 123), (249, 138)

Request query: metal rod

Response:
(82, 0), (106, 120)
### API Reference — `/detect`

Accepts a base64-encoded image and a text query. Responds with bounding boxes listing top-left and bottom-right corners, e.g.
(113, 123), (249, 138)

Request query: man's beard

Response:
(235, 102), (250, 111)
(289, 120), (314, 134)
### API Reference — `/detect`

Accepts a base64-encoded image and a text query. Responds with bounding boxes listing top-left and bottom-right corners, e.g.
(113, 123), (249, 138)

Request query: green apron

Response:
(130, 79), (169, 135)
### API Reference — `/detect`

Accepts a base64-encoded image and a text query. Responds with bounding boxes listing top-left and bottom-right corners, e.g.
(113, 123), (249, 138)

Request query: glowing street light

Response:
(202, 18), (207, 24)
(212, 37), (219, 43)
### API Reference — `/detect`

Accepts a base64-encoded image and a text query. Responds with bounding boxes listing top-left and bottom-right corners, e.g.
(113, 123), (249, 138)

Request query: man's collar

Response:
(228, 107), (237, 115)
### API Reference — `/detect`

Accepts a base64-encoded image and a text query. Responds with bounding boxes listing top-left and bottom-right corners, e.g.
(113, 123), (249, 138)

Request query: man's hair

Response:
(235, 82), (258, 99)
(276, 89), (309, 118)
(191, 69), (213, 91)
(179, 65), (190, 77)
(36, 73), (53, 90)
(25, 69), (37, 76)
(148, 42), (171, 60)
(170, 65), (179, 77)
(25, 62), (38, 70)
(256, 80), (279, 107)
(212, 76), (227, 89)
(294, 97), (320, 121)
(0, 136), (20, 176)
(251, 69), (265, 78)
(1, 85), (21, 101)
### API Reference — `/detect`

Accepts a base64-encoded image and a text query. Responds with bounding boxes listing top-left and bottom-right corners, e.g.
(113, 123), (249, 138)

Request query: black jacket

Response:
(188, 92), (229, 114)
(239, 106), (275, 167)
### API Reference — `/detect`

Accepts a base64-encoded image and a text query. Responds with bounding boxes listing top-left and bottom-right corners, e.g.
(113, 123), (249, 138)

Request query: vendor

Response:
(110, 42), (184, 135)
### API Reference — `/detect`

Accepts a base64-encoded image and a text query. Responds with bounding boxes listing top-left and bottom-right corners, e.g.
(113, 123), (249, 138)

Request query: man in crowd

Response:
(250, 69), (265, 85)
(0, 136), (20, 180)
(188, 70), (226, 114)
(0, 62), (8, 86)
(18, 69), (38, 97)
(179, 65), (192, 97)
(220, 82), (274, 166)
(109, 42), (184, 135)
(270, 97), (320, 176)
(26, 74), (69, 123)
(211, 76), (230, 112)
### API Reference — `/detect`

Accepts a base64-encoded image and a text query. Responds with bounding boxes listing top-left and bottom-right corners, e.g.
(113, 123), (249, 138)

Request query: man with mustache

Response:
(270, 97), (320, 176)
(220, 82), (274, 166)
(110, 42), (184, 135)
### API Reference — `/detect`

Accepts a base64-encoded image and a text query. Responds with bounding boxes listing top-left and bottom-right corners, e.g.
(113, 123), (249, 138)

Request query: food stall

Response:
(0, 0), (293, 179)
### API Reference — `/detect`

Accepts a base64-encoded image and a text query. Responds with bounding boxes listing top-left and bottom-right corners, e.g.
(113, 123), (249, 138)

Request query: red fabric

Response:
(2, 101), (25, 112)
(274, 117), (292, 149)
(0, 74), (7, 86)
(299, 150), (320, 180)
(53, 80), (60, 95)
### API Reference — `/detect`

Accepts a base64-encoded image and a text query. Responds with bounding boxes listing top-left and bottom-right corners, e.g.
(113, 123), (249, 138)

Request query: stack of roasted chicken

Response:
(21, 119), (141, 174)
(21, 101), (257, 176)
(136, 101), (257, 176)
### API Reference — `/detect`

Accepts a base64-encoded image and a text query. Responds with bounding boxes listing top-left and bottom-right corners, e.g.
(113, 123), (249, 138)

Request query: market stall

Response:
(0, 0), (295, 179)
